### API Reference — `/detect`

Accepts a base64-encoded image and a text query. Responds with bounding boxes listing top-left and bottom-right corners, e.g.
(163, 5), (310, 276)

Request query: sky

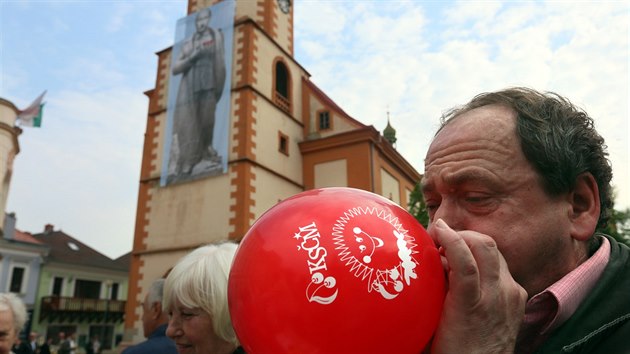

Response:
(1, 1), (628, 259)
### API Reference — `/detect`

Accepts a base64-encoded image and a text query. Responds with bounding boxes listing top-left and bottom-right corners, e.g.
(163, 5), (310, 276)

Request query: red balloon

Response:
(229, 187), (445, 354)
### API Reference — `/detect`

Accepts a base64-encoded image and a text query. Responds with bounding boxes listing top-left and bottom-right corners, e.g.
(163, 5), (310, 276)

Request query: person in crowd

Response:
(57, 332), (76, 354)
(0, 293), (28, 354)
(164, 242), (244, 354)
(85, 336), (101, 354)
(122, 279), (177, 354)
(28, 333), (37, 354)
(11, 338), (31, 354)
(68, 333), (77, 354)
(422, 87), (630, 353)
(37, 338), (51, 354)
(56, 332), (66, 354)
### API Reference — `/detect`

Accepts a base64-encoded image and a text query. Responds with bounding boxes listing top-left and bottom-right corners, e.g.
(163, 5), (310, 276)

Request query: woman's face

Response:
(166, 299), (232, 354)
(0, 309), (18, 354)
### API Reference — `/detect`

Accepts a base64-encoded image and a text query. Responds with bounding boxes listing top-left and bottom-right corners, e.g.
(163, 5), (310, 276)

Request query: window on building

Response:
(74, 279), (101, 299)
(275, 61), (289, 99)
(52, 276), (63, 296)
(319, 111), (331, 130)
(274, 60), (291, 112)
(278, 132), (289, 156)
(9, 266), (25, 293)
(110, 283), (119, 300)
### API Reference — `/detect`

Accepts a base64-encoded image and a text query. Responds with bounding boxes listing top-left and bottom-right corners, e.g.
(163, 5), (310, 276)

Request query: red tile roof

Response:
(13, 229), (43, 244)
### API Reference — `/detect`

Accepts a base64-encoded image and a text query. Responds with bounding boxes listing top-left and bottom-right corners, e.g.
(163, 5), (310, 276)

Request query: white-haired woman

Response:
(0, 293), (27, 354)
(164, 242), (244, 354)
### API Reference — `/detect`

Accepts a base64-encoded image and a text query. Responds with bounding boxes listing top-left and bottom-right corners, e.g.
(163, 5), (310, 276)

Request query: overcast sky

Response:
(1, 1), (628, 259)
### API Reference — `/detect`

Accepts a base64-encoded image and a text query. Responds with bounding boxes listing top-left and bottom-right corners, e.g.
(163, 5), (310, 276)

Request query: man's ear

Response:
(568, 172), (601, 241)
(151, 302), (162, 319)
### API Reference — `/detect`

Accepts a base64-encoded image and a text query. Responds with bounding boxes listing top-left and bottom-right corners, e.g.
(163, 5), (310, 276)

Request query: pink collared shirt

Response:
(516, 236), (610, 353)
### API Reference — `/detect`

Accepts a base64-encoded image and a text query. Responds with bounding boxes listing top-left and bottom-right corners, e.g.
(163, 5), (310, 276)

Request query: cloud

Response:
(9, 87), (147, 258)
(106, 3), (134, 33)
(295, 1), (629, 208)
(136, 5), (185, 51)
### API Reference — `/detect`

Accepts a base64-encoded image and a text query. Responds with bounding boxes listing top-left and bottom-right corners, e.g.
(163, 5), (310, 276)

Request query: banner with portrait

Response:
(161, 0), (235, 186)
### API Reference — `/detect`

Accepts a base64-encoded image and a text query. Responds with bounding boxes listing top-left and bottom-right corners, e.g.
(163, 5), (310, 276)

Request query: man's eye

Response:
(424, 198), (439, 210)
(462, 194), (499, 214)
(465, 196), (488, 203)
(463, 193), (491, 203)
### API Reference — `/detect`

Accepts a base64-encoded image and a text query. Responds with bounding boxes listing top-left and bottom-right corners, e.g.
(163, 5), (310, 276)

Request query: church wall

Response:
(254, 28), (305, 121)
(372, 149), (418, 209)
(305, 88), (362, 139)
(0, 101), (18, 232)
(314, 159), (348, 188)
(254, 101), (303, 183)
(303, 141), (372, 191)
(250, 167), (303, 222)
(380, 167), (401, 204)
(143, 174), (233, 250)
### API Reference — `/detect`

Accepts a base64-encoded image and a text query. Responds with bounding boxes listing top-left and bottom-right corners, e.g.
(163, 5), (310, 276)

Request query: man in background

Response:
(28, 333), (37, 354)
(122, 279), (176, 354)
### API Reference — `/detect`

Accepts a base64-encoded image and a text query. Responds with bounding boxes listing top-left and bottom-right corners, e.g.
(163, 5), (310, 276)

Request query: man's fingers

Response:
(462, 230), (502, 288)
(433, 219), (506, 302)
(429, 219), (528, 354)
(432, 219), (480, 302)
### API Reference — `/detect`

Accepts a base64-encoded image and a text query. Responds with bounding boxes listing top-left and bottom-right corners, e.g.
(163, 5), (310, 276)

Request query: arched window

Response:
(274, 59), (291, 112)
(275, 61), (289, 98)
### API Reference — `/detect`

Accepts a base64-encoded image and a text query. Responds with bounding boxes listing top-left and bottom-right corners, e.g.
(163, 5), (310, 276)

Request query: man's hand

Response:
(429, 219), (527, 354)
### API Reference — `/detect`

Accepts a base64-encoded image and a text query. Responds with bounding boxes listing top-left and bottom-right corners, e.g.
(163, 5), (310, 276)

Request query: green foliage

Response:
(597, 207), (630, 247)
(408, 183), (429, 228)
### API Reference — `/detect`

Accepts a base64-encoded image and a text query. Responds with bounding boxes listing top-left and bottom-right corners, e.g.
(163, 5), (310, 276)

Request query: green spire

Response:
(383, 111), (397, 147)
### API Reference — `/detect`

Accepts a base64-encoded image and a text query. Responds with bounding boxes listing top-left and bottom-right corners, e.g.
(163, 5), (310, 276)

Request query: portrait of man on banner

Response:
(162, 1), (235, 185)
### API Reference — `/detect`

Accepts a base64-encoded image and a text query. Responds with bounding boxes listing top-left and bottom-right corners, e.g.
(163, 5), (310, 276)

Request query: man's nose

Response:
(430, 199), (464, 231)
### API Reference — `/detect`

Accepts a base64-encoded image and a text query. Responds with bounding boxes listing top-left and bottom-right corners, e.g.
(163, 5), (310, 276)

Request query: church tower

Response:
(0, 98), (21, 232)
(383, 112), (397, 148)
(124, 0), (421, 342)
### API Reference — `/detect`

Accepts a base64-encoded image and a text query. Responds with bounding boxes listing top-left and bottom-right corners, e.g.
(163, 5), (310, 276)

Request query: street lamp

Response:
(102, 280), (113, 351)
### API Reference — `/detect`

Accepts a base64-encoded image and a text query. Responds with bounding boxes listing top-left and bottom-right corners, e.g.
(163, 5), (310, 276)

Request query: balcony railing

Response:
(39, 296), (125, 323)
(274, 91), (291, 113)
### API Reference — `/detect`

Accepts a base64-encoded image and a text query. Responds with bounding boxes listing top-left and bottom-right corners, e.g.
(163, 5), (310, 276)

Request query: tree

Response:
(408, 183), (429, 229)
(597, 207), (630, 247)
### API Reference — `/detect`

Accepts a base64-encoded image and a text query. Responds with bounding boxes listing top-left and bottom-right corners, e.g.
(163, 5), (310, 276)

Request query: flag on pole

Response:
(17, 90), (47, 128)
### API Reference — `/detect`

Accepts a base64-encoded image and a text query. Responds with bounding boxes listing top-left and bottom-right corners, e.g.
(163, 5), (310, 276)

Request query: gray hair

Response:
(439, 87), (613, 228)
(0, 293), (27, 333)
(163, 242), (239, 346)
(146, 278), (165, 305)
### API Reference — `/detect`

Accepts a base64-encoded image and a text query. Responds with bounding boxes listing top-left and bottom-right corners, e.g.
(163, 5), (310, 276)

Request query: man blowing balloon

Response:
(422, 87), (630, 353)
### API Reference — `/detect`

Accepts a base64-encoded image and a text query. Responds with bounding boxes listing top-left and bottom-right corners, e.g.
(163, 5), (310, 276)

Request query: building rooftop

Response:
(32, 225), (128, 272)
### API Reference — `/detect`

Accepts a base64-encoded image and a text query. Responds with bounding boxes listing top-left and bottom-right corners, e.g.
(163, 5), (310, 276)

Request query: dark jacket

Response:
(12, 342), (33, 354)
(121, 324), (177, 354)
(38, 343), (50, 354)
(535, 235), (630, 353)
